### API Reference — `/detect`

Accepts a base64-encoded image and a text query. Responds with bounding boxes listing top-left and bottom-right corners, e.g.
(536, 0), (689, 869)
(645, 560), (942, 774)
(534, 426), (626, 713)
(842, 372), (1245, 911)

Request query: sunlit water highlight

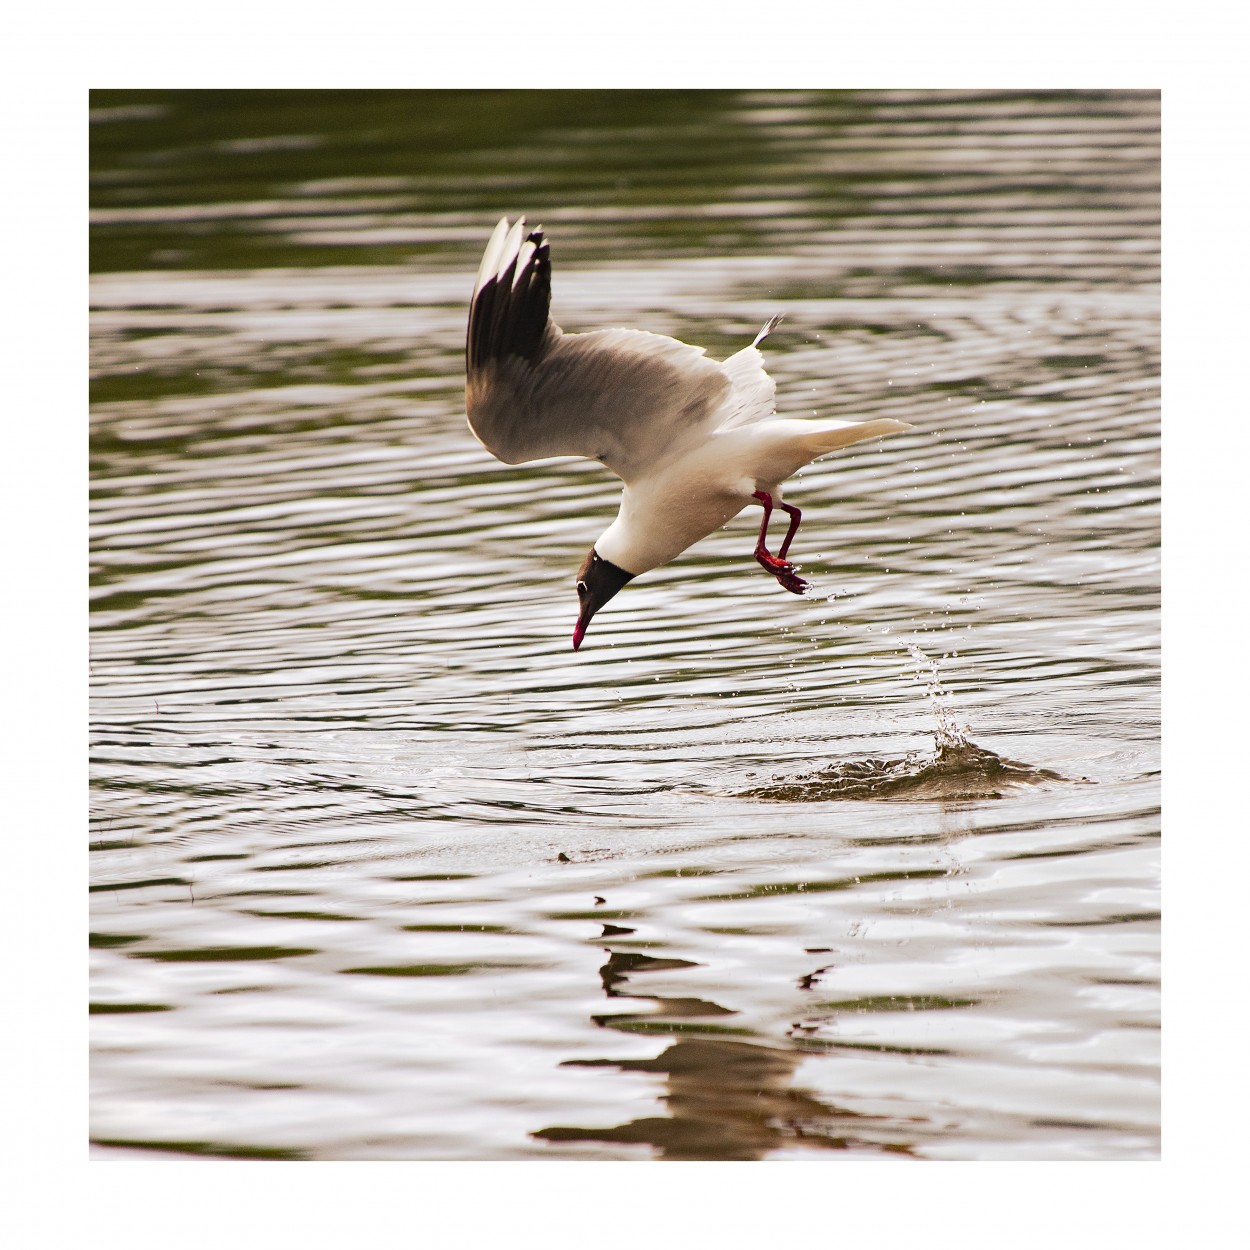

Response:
(90, 89), (1159, 1160)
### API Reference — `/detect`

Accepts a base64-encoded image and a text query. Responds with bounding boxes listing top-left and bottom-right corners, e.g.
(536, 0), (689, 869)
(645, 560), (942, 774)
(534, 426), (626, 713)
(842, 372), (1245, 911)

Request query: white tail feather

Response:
(801, 418), (913, 456)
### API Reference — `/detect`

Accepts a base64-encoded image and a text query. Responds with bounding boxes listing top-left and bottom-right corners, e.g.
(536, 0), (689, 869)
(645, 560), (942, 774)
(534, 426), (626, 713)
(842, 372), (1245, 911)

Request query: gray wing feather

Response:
(466, 217), (731, 483)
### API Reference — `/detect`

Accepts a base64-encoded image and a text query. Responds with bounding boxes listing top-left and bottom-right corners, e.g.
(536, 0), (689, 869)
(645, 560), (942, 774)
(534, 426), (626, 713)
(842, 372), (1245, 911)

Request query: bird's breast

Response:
(597, 454), (757, 574)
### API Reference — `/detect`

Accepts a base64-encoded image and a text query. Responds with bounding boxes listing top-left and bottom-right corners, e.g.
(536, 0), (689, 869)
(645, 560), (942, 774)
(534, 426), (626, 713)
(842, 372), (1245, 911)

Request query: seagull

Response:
(465, 216), (912, 650)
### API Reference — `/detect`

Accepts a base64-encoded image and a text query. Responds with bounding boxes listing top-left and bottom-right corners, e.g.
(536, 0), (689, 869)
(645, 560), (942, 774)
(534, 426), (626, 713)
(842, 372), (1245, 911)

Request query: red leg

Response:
(777, 500), (802, 559)
(752, 491), (807, 594)
(753, 489), (774, 553)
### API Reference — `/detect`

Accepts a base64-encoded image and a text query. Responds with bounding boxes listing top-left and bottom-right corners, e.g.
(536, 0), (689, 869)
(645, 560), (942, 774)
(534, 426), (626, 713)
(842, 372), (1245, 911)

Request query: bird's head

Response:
(573, 548), (635, 651)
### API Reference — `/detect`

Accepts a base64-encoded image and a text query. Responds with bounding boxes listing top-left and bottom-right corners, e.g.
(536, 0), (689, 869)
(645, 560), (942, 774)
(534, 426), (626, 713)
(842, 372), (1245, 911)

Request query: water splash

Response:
(737, 642), (1066, 802)
(739, 742), (1064, 802)
(906, 642), (969, 750)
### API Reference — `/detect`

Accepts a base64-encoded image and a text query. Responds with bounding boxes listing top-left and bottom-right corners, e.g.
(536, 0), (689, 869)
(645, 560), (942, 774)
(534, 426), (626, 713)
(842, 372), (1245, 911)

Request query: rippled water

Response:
(90, 90), (1159, 1160)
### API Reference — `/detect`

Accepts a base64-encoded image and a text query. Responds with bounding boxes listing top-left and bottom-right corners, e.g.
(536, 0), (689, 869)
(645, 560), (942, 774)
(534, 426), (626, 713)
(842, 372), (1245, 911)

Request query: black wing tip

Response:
(467, 215), (554, 372)
(752, 314), (785, 348)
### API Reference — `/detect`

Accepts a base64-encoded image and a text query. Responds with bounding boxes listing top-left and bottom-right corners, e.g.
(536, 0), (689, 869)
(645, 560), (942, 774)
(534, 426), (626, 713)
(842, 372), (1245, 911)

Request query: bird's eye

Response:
(576, 581), (588, 597)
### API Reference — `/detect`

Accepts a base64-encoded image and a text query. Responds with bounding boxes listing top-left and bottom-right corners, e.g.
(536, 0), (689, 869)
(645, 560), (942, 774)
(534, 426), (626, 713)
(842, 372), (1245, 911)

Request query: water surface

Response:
(90, 89), (1159, 1160)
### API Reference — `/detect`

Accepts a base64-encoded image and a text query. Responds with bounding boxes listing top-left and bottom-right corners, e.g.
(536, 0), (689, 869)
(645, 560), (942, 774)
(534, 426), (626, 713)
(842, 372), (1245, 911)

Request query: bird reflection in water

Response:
(532, 932), (917, 1160)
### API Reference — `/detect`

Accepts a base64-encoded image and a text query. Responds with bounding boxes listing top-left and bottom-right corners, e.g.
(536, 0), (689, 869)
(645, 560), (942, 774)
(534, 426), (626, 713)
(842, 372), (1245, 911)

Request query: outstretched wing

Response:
(714, 314), (783, 429)
(465, 216), (732, 483)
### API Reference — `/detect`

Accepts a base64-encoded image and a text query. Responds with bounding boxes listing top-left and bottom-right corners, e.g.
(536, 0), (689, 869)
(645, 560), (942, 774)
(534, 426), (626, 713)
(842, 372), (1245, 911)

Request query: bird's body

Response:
(465, 216), (911, 649)
(594, 420), (840, 573)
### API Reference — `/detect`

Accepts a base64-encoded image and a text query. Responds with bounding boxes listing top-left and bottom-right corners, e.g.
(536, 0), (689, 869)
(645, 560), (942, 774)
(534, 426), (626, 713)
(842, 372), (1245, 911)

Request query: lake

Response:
(90, 89), (1159, 1160)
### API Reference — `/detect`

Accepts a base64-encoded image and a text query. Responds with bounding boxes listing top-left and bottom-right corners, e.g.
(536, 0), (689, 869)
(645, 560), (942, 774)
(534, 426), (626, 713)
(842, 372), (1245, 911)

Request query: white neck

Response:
(593, 515), (645, 575)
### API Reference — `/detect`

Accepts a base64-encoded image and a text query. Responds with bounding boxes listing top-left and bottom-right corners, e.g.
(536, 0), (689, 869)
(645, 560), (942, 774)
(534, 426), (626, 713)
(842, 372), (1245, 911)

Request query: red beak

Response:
(572, 606), (591, 651)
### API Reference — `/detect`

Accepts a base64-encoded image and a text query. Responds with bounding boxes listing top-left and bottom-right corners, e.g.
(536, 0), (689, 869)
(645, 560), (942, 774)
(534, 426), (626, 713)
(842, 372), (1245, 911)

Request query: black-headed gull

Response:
(466, 216), (911, 650)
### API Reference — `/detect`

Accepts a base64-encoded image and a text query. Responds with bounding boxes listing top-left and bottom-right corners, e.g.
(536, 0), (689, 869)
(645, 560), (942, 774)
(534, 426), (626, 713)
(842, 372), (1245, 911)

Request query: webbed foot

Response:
(755, 551), (808, 595)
